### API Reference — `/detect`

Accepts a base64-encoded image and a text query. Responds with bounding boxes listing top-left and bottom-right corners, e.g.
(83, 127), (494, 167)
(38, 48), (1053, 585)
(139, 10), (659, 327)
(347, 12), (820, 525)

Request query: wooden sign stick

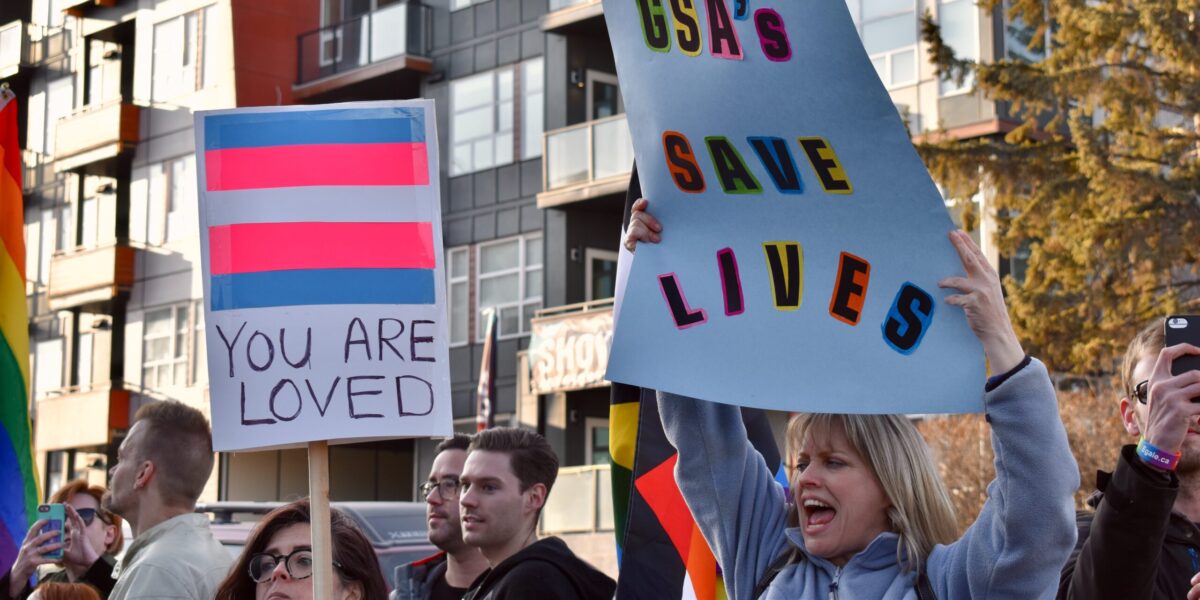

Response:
(308, 440), (334, 599)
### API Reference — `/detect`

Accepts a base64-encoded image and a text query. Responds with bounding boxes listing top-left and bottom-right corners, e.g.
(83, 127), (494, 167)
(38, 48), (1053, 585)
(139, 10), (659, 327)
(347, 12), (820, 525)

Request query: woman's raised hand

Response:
(937, 230), (1024, 375)
(622, 198), (662, 253)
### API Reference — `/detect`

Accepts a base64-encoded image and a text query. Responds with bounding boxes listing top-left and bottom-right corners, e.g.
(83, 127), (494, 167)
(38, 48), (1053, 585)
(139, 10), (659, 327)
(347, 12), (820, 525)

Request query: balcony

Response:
(47, 244), (136, 311)
(294, 2), (431, 102)
(35, 382), (129, 452)
(537, 114), (634, 209)
(26, 26), (70, 65)
(540, 0), (604, 32)
(22, 150), (54, 193)
(61, 0), (120, 15)
(540, 464), (613, 534)
(54, 100), (139, 174)
(0, 21), (28, 79)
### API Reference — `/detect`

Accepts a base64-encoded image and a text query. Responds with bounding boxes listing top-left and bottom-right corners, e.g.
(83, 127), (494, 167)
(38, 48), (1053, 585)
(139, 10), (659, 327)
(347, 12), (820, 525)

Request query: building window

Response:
(450, 59), (544, 176)
(586, 417), (610, 466)
(585, 248), (618, 301)
(33, 338), (64, 398)
(937, 0), (978, 95)
(847, 0), (918, 88)
(27, 76), (74, 156)
(134, 155), (196, 245)
(1003, 0), (1046, 63)
(522, 60), (544, 160)
(142, 303), (192, 390)
(477, 234), (542, 340)
(152, 6), (217, 101)
(450, 0), (487, 11)
(448, 247), (470, 346)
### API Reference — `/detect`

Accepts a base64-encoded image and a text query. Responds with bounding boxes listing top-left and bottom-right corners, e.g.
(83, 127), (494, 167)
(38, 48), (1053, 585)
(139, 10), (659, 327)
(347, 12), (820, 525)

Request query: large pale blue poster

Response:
(603, 0), (987, 413)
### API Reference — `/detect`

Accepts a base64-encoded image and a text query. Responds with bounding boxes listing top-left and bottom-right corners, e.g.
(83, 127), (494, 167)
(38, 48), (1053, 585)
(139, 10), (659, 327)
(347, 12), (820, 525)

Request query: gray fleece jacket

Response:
(659, 358), (1079, 599)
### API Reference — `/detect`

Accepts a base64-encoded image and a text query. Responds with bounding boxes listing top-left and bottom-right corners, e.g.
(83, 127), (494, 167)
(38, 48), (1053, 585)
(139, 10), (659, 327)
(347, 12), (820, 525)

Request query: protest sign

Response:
(195, 100), (453, 452)
(603, 0), (986, 413)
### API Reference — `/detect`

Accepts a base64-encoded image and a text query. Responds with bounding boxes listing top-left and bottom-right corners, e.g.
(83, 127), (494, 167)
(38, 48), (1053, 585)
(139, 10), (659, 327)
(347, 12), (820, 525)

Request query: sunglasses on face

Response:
(1133, 380), (1149, 404)
(76, 508), (107, 527)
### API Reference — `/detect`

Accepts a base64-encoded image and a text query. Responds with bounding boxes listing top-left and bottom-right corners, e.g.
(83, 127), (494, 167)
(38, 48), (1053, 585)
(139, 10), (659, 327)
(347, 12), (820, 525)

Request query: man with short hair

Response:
(459, 427), (615, 600)
(1058, 321), (1200, 599)
(103, 400), (232, 599)
(392, 433), (489, 600)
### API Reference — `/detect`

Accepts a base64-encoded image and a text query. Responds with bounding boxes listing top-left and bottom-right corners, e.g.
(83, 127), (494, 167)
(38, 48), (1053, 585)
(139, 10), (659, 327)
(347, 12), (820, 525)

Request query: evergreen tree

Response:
(919, 1), (1200, 375)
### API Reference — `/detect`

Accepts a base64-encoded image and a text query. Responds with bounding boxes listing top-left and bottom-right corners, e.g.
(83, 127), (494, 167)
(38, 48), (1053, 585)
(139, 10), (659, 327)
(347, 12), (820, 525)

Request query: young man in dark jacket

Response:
(1059, 322), (1200, 599)
(459, 428), (615, 600)
(392, 434), (489, 600)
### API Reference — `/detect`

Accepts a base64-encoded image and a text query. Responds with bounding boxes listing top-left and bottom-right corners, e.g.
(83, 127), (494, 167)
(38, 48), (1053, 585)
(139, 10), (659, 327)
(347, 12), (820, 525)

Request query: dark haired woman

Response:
(215, 499), (388, 600)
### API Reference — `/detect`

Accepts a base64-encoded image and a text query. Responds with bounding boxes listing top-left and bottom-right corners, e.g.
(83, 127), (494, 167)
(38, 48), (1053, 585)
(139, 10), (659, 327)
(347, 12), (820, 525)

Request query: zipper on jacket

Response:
(1189, 547), (1199, 572)
(829, 567), (842, 600)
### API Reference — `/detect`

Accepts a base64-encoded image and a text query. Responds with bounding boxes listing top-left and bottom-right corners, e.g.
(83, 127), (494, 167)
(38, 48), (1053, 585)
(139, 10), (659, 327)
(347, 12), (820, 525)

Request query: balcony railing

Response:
(35, 382), (129, 452)
(296, 2), (429, 85)
(54, 100), (139, 172)
(543, 114), (633, 193)
(22, 150), (54, 192)
(549, 0), (594, 11)
(28, 26), (69, 64)
(0, 21), (27, 78)
(47, 244), (136, 310)
(540, 464), (613, 534)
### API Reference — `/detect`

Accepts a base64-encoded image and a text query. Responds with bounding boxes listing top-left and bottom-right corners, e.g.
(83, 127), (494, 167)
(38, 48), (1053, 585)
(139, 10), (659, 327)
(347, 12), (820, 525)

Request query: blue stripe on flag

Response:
(210, 268), (436, 310)
(0, 424), (28, 570)
(205, 107), (426, 150)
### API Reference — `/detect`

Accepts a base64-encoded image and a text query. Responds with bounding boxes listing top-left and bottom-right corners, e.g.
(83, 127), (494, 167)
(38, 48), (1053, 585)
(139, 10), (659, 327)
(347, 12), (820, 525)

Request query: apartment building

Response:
(3, 0), (1037, 573)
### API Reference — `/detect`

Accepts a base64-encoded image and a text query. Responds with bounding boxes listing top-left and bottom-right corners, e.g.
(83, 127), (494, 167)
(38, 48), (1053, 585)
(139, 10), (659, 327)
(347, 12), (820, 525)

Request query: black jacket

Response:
(0, 555), (117, 600)
(463, 537), (615, 600)
(390, 551), (448, 600)
(1058, 445), (1200, 599)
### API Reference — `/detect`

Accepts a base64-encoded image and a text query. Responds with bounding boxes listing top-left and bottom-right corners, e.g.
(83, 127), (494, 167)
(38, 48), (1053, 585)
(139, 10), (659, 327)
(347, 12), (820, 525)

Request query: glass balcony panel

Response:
(545, 127), (589, 190)
(592, 117), (633, 181)
(369, 3), (408, 62)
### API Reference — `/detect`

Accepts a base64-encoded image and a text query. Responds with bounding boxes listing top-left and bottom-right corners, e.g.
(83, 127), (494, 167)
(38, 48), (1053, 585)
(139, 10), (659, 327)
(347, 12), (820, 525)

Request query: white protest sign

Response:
(195, 100), (452, 451)
(604, 0), (986, 413)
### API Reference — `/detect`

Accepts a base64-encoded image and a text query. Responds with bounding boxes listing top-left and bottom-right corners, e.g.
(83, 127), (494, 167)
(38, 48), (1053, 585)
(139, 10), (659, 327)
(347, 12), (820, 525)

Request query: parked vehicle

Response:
(196, 501), (436, 592)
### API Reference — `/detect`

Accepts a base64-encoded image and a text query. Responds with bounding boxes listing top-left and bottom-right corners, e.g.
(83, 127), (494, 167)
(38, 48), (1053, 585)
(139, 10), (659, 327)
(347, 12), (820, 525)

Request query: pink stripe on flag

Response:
(205, 142), (429, 191)
(208, 221), (436, 275)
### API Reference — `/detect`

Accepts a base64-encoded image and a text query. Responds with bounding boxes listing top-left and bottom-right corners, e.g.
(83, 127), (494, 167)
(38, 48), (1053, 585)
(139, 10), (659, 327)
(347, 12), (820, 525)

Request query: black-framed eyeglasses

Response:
(248, 549), (340, 583)
(1133, 380), (1150, 404)
(76, 508), (108, 527)
(420, 478), (460, 500)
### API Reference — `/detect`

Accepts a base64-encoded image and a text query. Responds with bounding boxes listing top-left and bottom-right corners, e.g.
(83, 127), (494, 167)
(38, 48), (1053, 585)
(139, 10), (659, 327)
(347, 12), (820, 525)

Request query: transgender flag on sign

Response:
(201, 107), (435, 311)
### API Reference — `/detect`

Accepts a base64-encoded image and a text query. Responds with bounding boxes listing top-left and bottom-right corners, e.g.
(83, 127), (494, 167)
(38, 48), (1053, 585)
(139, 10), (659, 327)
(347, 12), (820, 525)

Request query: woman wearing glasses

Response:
(2, 479), (124, 599)
(624, 199), (1080, 598)
(215, 499), (388, 600)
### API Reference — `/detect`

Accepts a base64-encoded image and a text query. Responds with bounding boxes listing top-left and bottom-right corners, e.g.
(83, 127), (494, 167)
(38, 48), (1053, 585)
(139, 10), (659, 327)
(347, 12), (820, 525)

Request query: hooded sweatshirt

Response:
(659, 357), (1080, 599)
(462, 537), (615, 600)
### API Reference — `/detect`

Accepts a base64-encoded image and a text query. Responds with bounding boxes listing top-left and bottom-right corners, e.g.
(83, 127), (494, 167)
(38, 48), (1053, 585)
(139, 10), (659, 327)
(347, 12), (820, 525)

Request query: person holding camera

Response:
(1, 480), (124, 599)
(1058, 321), (1200, 599)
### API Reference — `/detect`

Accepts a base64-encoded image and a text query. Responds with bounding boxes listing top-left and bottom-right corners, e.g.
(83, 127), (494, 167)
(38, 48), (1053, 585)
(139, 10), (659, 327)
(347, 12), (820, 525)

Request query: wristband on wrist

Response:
(1137, 437), (1181, 471)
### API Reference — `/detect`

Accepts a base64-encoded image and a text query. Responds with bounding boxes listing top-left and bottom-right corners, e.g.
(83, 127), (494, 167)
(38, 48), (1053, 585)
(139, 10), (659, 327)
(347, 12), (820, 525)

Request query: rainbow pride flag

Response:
(202, 107), (436, 311)
(0, 90), (40, 572)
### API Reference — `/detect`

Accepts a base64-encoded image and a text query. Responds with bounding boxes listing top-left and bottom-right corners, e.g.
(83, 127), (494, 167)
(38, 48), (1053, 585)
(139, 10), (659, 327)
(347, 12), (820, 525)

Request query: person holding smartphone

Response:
(2, 480), (125, 599)
(1058, 319), (1200, 599)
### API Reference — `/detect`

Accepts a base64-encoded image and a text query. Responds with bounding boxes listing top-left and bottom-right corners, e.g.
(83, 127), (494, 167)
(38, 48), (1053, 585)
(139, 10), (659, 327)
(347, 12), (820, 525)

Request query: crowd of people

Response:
(3, 197), (1199, 600)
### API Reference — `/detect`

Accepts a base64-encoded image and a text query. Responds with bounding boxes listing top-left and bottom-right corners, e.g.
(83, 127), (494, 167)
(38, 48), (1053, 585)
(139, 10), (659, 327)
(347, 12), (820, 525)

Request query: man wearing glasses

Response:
(1059, 322), (1200, 599)
(392, 434), (488, 600)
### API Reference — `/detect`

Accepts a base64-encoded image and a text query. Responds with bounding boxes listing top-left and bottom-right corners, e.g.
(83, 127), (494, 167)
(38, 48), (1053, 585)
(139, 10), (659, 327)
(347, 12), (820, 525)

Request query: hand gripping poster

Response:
(195, 100), (453, 451)
(603, 1), (987, 413)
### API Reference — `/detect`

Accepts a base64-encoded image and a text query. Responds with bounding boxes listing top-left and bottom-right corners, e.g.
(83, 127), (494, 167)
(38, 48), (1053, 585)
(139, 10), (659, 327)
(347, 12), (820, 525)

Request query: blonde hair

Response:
(787, 413), (958, 573)
(1121, 320), (1164, 401)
